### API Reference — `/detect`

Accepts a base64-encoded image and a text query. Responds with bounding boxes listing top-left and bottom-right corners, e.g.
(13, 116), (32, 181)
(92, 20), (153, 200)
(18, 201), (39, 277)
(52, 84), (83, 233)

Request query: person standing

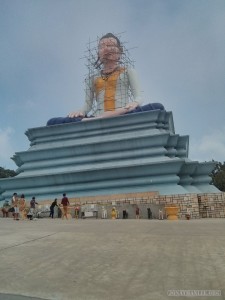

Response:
(135, 206), (140, 219)
(49, 199), (58, 219)
(29, 196), (38, 220)
(19, 194), (26, 220)
(12, 193), (19, 220)
(61, 193), (70, 220)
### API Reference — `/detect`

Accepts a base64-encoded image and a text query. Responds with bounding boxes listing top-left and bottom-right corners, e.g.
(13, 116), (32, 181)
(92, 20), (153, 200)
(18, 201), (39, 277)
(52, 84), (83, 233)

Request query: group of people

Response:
(0, 192), (69, 220)
(0, 192), (73, 221)
(1, 193), (38, 220)
(48, 193), (72, 220)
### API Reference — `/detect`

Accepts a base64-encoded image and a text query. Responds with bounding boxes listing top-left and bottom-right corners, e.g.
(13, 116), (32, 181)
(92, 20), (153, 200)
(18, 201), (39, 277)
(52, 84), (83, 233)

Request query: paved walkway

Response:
(0, 218), (224, 300)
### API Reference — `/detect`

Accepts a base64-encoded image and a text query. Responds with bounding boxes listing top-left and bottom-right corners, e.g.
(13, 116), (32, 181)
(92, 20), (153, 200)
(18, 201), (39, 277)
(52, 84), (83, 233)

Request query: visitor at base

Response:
(11, 192), (19, 220)
(61, 193), (70, 220)
(49, 198), (58, 219)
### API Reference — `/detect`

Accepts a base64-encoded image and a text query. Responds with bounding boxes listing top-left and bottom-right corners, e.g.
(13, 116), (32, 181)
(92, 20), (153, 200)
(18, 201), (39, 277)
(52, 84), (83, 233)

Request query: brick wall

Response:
(68, 191), (225, 219)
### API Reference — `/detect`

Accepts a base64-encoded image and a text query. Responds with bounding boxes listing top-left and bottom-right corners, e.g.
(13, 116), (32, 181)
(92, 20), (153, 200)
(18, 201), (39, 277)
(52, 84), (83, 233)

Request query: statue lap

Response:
(46, 103), (165, 126)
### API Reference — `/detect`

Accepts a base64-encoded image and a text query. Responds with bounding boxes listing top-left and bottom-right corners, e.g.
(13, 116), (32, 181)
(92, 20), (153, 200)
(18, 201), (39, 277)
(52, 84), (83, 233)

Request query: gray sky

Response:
(0, 0), (225, 170)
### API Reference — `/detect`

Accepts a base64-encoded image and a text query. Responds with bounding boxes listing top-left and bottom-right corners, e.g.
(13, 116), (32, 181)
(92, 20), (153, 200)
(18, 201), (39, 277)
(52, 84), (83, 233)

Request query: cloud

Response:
(0, 127), (15, 169)
(190, 127), (225, 163)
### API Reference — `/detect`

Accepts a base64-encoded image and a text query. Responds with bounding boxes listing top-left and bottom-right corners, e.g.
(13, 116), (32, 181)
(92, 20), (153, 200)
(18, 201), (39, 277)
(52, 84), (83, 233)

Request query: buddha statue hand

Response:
(68, 111), (85, 118)
(124, 102), (139, 112)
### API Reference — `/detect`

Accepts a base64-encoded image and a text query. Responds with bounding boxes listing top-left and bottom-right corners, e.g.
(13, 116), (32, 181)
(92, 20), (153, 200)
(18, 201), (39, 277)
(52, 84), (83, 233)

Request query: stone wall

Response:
(68, 191), (225, 219)
(198, 193), (225, 218)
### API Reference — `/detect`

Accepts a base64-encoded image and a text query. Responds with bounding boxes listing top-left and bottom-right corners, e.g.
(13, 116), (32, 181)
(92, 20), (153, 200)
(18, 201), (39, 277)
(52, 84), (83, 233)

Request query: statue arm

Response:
(82, 76), (95, 115)
(127, 68), (143, 106)
(68, 76), (94, 118)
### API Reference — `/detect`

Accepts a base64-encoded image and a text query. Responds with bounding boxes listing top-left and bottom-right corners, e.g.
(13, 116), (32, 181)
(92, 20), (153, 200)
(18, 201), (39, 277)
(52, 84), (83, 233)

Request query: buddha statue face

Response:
(98, 37), (121, 64)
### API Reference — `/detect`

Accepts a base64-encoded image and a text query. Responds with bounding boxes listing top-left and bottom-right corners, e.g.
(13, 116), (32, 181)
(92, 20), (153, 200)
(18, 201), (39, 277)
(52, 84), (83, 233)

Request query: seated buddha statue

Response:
(47, 33), (164, 126)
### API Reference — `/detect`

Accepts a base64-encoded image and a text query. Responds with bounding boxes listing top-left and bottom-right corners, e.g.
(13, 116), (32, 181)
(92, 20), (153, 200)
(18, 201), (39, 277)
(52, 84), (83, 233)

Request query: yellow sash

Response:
(94, 67), (125, 112)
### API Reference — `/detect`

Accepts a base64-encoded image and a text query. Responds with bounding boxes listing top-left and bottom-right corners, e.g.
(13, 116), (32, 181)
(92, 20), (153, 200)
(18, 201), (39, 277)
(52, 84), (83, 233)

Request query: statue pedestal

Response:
(0, 110), (219, 201)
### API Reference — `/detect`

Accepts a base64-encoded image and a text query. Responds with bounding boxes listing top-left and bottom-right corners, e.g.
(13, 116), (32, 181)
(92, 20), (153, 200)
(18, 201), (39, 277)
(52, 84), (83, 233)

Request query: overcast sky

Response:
(0, 0), (225, 170)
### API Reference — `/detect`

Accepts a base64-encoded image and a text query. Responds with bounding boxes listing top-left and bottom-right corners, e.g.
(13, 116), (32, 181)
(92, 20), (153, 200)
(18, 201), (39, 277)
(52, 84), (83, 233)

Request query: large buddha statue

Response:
(47, 33), (164, 126)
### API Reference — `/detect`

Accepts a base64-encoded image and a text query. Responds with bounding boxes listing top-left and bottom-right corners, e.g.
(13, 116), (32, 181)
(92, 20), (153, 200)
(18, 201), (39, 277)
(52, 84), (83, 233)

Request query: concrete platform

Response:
(0, 218), (224, 300)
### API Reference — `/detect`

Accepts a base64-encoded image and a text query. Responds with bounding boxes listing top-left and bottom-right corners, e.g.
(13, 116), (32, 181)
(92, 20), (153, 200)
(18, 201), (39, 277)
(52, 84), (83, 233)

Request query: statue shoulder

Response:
(126, 67), (138, 76)
(85, 70), (101, 81)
